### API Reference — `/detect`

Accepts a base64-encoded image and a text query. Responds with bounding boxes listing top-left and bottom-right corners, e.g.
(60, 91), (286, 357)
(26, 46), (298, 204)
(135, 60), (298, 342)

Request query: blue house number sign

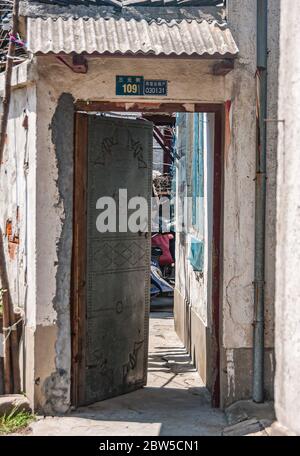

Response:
(116, 76), (168, 96)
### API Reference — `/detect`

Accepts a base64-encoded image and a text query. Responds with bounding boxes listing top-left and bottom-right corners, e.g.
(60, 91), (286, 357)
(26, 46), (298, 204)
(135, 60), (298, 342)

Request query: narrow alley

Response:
(23, 312), (226, 436)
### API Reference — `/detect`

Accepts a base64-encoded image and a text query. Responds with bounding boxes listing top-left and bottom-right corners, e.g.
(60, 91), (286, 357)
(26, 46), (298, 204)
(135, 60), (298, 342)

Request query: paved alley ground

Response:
(24, 311), (226, 436)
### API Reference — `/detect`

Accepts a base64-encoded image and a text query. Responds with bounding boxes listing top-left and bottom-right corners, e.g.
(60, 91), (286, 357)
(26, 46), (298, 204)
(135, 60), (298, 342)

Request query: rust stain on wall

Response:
(6, 218), (20, 260)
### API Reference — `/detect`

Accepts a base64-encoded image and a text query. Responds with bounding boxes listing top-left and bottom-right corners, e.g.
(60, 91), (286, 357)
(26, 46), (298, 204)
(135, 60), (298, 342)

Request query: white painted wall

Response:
(274, 0), (300, 436)
(0, 62), (37, 391)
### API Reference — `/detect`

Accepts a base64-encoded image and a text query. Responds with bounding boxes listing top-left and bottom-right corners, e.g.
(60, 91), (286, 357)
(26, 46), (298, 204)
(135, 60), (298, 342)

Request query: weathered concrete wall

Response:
(0, 61), (37, 398)
(273, 0), (300, 436)
(34, 92), (74, 413)
(0, 61), (74, 411)
(218, 0), (278, 406)
(223, 0), (257, 350)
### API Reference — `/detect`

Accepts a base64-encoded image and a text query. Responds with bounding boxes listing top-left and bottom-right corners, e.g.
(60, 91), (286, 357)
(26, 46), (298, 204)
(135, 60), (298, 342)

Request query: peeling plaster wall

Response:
(274, 0), (300, 436)
(35, 91), (74, 413)
(0, 63), (37, 397)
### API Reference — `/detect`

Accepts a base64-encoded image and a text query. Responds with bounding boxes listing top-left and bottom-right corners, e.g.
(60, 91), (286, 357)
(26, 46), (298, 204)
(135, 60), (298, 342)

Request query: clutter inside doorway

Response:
(149, 117), (176, 311)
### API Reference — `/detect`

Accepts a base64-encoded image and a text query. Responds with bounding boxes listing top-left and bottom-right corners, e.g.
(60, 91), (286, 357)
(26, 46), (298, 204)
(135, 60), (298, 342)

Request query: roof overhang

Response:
(26, 17), (239, 59)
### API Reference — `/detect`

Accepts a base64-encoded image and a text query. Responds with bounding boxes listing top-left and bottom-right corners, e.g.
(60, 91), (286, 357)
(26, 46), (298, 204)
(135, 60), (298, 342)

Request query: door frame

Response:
(71, 103), (224, 408)
(71, 113), (88, 407)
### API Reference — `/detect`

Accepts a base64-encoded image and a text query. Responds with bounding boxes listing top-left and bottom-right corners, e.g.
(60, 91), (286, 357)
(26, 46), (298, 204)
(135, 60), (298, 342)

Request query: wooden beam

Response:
(76, 101), (223, 114)
(153, 126), (172, 158)
(71, 113), (88, 407)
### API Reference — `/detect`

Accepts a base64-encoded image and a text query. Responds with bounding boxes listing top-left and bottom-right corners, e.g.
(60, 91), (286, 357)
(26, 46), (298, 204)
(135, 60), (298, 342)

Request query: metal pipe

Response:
(253, 0), (268, 403)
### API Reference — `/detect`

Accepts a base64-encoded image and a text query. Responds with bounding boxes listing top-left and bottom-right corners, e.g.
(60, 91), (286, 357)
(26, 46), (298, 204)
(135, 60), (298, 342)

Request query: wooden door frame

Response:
(71, 113), (88, 407)
(71, 103), (224, 408)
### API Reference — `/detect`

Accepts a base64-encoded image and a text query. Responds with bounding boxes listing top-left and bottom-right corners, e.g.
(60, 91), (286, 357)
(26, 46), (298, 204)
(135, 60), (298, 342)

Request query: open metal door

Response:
(73, 115), (152, 406)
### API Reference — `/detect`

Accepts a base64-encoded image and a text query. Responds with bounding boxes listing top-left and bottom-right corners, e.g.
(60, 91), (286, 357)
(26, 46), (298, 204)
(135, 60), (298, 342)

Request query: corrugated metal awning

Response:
(26, 17), (239, 58)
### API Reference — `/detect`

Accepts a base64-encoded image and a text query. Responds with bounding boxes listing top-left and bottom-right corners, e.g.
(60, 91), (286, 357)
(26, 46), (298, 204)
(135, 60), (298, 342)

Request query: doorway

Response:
(71, 103), (223, 409)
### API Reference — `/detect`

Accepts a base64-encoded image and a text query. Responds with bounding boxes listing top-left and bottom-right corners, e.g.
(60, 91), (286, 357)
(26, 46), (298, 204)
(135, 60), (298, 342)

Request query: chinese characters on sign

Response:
(116, 76), (144, 96)
(116, 76), (168, 96)
(144, 80), (168, 96)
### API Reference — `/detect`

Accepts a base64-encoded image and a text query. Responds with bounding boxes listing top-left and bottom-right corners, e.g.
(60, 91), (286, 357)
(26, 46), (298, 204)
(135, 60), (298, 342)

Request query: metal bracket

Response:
(213, 59), (235, 76)
(57, 54), (88, 74)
